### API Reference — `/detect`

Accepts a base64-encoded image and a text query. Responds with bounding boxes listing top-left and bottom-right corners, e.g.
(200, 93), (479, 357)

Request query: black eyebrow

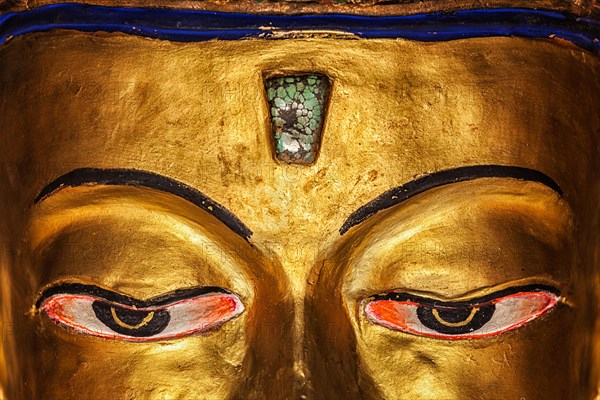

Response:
(340, 165), (562, 235)
(34, 168), (253, 241)
(35, 283), (231, 309)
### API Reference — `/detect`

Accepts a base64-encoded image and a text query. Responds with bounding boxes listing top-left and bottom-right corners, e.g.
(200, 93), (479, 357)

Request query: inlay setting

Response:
(265, 75), (330, 165)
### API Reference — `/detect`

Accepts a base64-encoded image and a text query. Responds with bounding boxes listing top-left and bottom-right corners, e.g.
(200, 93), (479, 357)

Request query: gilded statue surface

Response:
(0, 0), (599, 399)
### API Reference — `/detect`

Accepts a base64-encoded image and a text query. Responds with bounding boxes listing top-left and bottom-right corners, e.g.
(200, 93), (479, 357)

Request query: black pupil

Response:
(113, 306), (150, 326)
(92, 301), (171, 337)
(416, 304), (495, 335)
(435, 307), (474, 323)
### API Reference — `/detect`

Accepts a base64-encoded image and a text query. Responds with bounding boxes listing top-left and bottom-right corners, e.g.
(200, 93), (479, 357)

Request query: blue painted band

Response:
(1, 4), (600, 54)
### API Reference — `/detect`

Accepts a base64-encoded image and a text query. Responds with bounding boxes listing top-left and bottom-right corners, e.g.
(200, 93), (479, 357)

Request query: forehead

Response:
(1, 33), (599, 267)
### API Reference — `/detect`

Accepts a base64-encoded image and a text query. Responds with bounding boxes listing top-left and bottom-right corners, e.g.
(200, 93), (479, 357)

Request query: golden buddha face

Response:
(0, 22), (599, 400)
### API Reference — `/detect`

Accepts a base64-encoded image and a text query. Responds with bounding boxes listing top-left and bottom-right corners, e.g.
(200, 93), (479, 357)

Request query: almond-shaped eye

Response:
(38, 286), (244, 342)
(363, 285), (559, 340)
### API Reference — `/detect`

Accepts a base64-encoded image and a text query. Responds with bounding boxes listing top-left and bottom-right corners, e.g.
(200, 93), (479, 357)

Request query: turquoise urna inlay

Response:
(265, 75), (330, 165)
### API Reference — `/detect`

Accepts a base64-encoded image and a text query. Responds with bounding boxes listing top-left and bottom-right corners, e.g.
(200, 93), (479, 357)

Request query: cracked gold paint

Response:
(0, 33), (599, 400)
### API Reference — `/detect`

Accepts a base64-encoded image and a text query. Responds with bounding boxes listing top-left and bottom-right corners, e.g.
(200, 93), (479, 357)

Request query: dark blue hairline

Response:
(0, 4), (600, 54)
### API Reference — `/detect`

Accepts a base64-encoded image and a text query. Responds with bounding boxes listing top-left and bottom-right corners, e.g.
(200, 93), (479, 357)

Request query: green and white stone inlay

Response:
(265, 75), (330, 164)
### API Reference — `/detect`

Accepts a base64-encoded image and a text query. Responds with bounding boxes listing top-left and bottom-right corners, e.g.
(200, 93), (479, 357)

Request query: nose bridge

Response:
(277, 238), (320, 399)
(291, 295), (312, 399)
(253, 224), (340, 399)
(291, 266), (314, 398)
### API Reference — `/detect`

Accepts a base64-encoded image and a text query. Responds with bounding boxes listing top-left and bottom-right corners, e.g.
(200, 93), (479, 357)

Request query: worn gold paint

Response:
(1, 0), (600, 18)
(0, 32), (599, 399)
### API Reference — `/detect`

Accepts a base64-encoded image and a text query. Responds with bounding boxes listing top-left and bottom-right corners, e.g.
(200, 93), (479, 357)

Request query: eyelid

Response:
(350, 275), (567, 309)
(340, 181), (574, 302)
(27, 188), (257, 307)
(363, 285), (560, 340)
(366, 284), (561, 307)
(340, 166), (563, 235)
(38, 285), (246, 341)
(33, 168), (252, 240)
(35, 282), (235, 310)
(28, 185), (248, 250)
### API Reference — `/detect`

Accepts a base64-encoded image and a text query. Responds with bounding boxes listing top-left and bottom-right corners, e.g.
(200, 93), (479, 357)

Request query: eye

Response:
(38, 284), (244, 342)
(363, 285), (559, 340)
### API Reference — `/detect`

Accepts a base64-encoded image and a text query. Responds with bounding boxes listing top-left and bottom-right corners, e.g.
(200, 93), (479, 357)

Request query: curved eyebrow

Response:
(340, 165), (562, 235)
(34, 168), (253, 241)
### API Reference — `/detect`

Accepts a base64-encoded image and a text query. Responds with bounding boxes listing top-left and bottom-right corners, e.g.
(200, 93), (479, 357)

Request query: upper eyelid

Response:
(367, 284), (560, 307)
(27, 185), (250, 255)
(340, 182), (573, 301)
(342, 176), (570, 241)
(27, 187), (257, 283)
(340, 165), (563, 235)
(35, 283), (233, 310)
(34, 168), (252, 241)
